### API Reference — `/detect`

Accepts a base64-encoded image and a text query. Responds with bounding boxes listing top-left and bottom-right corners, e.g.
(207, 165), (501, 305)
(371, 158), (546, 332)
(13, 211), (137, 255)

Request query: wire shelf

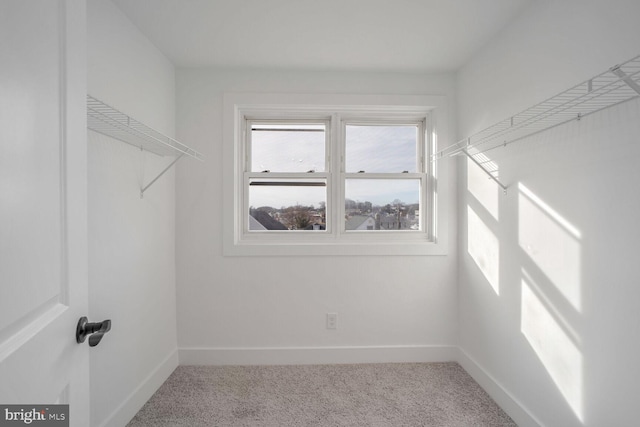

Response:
(432, 55), (640, 192)
(87, 95), (204, 161)
(436, 54), (640, 172)
(87, 95), (204, 198)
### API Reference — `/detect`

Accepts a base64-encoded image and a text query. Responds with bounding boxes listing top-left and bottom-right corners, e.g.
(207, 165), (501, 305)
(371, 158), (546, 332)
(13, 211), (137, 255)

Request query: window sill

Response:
(223, 239), (448, 257)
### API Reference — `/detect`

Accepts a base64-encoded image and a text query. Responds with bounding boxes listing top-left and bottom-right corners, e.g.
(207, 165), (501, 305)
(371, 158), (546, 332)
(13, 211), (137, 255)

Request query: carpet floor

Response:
(127, 362), (516, 426)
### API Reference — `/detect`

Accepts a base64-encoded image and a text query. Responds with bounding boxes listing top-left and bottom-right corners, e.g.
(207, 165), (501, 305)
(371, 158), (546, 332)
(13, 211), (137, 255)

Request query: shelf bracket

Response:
(611, 65), (640, 95)
(140, 152), (185, 199)
(463, 149), (508, 194)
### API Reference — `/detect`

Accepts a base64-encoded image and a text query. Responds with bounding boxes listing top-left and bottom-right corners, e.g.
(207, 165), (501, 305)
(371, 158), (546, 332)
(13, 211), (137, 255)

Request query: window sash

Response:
(343, 122), (422, 174)
(246, 119), (330, 173)
(341, 174), (426, 233)
(245, 173), (331, 233)
(338, 118), (427, 234)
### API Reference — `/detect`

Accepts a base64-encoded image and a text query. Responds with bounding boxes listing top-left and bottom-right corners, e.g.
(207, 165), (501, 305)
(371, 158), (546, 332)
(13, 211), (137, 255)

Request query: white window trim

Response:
(223, 93), (451, 256)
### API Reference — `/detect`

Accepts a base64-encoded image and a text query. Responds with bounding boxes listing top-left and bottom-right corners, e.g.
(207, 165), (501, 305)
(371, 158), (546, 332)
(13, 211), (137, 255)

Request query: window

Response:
(247, 121), (329, 232)
(245, 118), (426, 235)
(223, 93), (450, 256)
(343, 123), (424, 232)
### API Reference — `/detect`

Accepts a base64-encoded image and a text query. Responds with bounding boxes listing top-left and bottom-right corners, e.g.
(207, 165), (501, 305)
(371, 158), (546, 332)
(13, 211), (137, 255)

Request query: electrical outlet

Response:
(326, 313), (338, 330)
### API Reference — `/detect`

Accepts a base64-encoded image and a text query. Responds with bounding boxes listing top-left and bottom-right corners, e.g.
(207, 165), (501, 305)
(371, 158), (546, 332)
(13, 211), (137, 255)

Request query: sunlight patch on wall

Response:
(467, 155), (499, 220)
(521, 274), (583, 422)
(467, 205), (499, 294)
(518, 183), (582, 311)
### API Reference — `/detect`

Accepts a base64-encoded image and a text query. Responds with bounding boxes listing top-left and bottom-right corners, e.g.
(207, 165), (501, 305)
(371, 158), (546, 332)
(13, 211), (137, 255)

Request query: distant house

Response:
(249, 215), (266, 230)
(344, 213), (414, 230)
(250, 210), (288, 230)
(345, 215), (376, 230)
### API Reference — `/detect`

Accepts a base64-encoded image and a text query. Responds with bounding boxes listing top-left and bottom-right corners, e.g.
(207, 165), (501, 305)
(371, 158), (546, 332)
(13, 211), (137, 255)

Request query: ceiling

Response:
(112, 0), (532, 72)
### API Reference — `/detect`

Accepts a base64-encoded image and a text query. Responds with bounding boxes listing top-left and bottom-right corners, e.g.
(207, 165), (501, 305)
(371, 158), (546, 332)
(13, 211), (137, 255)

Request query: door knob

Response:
(76, 317), (111, 347)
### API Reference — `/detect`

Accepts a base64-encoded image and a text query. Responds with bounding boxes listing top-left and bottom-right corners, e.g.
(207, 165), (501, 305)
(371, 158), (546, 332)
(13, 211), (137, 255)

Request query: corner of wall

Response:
(456, 348), (542, 427)
(97, 351), (179, 427)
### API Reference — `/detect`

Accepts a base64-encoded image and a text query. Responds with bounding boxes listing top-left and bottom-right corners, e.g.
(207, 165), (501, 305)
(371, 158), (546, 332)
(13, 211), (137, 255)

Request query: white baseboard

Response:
(179, 345), (457, 366)
(97, 349), (179, 427)
(456, 348), (543, 427)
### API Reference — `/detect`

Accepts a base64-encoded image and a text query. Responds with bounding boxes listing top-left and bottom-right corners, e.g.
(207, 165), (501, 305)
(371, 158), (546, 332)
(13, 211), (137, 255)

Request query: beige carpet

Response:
(127, 362), (516, 426)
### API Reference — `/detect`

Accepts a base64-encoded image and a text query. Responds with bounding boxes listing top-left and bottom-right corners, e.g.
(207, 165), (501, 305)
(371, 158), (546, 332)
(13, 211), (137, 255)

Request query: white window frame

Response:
(223, 93), (450, 256)
(244, 118), (332, 234)
(339, 118), (430, 238)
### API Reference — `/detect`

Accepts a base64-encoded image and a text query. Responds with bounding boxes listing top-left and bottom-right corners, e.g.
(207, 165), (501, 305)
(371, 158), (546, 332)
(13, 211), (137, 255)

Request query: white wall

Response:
(175, 69), (458, 364)
(457, 1), (640, 426)
(87, 1), (178, 426)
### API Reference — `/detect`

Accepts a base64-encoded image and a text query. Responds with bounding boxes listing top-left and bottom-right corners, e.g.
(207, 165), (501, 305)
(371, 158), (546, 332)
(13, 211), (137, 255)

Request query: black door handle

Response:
(76, 317), (111, 347)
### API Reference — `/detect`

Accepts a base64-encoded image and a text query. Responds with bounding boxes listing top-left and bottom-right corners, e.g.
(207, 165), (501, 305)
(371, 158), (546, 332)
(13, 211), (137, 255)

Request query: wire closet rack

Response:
(435, 54), (640, 193)
(87, 95), (204, 198)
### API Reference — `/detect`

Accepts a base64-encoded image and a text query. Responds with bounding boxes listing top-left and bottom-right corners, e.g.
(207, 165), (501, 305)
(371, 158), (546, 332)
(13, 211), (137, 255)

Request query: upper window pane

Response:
(345, 125), (418, 173)
(251, 123), (325, 172)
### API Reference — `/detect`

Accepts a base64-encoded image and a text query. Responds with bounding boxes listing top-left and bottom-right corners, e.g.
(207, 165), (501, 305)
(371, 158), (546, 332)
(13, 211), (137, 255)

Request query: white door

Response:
(0, 1), (90, 425)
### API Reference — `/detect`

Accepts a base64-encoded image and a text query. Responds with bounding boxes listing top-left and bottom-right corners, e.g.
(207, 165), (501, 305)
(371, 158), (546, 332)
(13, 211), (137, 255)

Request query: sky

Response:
(249, 124), (421, 208)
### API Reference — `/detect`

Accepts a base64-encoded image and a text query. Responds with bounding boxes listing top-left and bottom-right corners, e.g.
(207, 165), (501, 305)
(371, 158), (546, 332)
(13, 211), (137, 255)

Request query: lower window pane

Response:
(249, 178), (327, 231)
(345, 179), (420, 231)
